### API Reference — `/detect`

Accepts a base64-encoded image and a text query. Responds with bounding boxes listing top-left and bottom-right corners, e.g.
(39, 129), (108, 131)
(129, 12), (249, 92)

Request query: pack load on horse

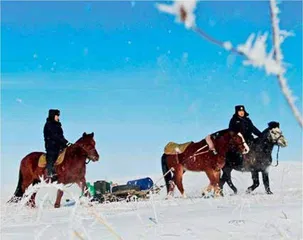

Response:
(8, 130), (100, 208)
(161, 129), (250, 198)
(220, 121), (287, 195)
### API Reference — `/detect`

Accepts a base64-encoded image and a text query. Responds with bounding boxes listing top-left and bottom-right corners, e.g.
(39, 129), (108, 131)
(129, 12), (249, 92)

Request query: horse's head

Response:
(75, 132), (100, 162)
(227, 131), (250, 154)
(266, 121), (287, 147)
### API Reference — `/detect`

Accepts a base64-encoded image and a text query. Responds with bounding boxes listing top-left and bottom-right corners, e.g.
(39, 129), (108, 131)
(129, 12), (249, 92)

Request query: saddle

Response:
(164, 141), (193, 155)
(38, 148), (67, 168)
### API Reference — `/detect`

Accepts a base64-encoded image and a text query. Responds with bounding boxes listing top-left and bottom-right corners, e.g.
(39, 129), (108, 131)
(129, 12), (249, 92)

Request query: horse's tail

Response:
(161, 153), (172, 194)
(7, 169), (24, 203)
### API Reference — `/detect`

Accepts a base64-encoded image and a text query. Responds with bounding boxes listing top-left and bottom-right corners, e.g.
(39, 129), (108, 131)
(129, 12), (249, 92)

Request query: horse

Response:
(161, 129), (250, 198)
(219, 122), (287, 195)
(7, 132), (99, 208)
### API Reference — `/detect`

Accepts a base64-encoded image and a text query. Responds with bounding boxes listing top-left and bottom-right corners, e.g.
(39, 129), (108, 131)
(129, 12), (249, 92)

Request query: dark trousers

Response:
(46, 151), (59, 174)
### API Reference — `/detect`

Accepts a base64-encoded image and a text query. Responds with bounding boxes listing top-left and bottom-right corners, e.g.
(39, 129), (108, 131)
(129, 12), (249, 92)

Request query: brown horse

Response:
(161, 129), (249, 198)
(8, 132), (99, 208)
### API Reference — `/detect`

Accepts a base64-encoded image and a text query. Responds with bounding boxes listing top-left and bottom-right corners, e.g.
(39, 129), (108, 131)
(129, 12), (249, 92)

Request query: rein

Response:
(71, 143), (93, 165)
(179, 144), (210, 164)
(271, 145), (280, 167)
(271, 134), (282, 167)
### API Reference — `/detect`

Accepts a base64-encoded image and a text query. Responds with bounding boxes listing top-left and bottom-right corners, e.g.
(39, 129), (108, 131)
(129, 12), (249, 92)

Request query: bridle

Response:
(75, 142), (97, 164)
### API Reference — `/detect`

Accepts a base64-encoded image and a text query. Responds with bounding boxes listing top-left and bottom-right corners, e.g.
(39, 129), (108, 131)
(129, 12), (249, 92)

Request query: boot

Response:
(46, 165), (57, 181)
(46, 153), (58, 181)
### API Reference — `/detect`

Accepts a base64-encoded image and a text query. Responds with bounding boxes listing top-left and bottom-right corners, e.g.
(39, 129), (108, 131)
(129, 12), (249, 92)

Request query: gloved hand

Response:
(67, 142), (73, 147)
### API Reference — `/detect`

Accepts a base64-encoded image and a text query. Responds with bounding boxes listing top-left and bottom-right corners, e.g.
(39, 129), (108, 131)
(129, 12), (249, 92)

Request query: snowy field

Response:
(1, 161), (302, 240)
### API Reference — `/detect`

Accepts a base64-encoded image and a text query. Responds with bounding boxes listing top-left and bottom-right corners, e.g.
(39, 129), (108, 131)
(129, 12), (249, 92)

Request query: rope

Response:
(144, 167), (175, 194)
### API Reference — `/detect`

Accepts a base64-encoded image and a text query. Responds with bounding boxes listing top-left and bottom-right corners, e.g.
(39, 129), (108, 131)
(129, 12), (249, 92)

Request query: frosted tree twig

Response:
(156, 0), (303, 127)
(269, 0), (303, 127)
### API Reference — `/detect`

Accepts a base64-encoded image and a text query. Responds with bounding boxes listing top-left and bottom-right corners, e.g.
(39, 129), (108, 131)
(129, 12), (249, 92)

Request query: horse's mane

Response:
(210, 129), (231, 140)
(253, 127), (271, 145)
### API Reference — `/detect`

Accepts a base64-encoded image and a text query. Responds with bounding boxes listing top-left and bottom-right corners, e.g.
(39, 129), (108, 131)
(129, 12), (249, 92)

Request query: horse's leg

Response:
(202, 169), (217, 197)
(22, 172), (36, 207)
(27, 179), (40, 208)
(173, 164), (186, 198)
(262, 170), (273, 194)
(213, 169), (223, 198)
(246, 171), (260, 193)
(77, 178), (89, 197)
(219, 168), (227, 189)
(54, 189), (64, 208)
(220, 167), (237, 195)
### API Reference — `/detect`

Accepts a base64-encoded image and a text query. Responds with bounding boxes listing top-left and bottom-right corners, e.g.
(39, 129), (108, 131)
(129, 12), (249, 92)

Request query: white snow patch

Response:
(1, 162), (302, 240)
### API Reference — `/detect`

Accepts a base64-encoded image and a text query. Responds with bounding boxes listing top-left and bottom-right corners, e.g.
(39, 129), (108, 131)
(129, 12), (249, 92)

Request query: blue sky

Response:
(1, 1), (302, 186)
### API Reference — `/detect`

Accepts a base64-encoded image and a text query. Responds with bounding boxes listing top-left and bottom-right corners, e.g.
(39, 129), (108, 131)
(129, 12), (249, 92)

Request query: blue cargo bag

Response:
(127, 177), (154, 191)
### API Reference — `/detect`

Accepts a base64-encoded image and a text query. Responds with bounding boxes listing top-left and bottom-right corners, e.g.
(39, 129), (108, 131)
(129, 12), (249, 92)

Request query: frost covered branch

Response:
(156, 0), (302, 127)
(269, 0), (303, 127)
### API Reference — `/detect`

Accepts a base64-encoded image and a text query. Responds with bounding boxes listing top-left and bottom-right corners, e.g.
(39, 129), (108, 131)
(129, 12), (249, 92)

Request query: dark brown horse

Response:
(161, 129), (250, 198)
(8, 132), (99, 208)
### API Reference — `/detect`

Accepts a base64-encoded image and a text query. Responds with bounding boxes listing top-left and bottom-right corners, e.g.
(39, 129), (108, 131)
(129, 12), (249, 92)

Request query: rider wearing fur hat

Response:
(43, 109), (71, 179)
(229, 105), (262, 145)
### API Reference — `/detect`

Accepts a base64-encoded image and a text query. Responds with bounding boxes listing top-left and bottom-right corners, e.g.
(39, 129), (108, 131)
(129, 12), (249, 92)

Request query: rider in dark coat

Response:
(227, 105), (262, 166)
(43, 109), (71, 178)
(229, 105), (262, 145)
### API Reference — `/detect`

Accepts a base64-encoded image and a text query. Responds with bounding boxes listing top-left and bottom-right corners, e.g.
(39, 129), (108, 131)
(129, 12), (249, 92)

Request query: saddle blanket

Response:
(38, 148), (67, 168)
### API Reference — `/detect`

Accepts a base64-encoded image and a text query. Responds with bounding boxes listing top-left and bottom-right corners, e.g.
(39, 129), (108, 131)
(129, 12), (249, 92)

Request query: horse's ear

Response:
(91, 132), (94, 138)
(83, 132), (87, 137)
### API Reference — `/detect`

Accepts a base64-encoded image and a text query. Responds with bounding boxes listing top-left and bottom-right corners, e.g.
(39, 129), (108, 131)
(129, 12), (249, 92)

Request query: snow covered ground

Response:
(1, 161), (302, 240)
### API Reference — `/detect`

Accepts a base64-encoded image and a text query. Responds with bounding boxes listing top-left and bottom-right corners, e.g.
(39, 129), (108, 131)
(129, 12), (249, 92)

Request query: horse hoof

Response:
(246, 188), (252, 194)
(26, 203), (36, 208)
(165, 195), (172, 200)
(54, 203), (60, 208)
(181, 193), (187, 199)
(266, 190), (273, 195)
(165, 191), (174, 200)
(215, 190), (224, 198)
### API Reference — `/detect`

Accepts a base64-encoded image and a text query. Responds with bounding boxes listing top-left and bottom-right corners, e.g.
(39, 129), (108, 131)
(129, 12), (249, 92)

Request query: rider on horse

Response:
(227, 105), (262, 165)
(43, 109), (71, 179)
(229, 105), (262, 146)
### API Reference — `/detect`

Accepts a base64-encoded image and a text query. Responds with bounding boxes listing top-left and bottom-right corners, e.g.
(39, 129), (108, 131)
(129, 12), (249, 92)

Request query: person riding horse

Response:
(229, 105), (262, 145)
(227, 105), (262, 165)
(43, 109), (72, 179)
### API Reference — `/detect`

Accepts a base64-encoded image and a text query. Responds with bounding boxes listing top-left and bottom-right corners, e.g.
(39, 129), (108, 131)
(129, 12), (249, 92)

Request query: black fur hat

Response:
(235, 105), (249, 116)
(47, 109), (60, 120)
(268, 121), (280, 129)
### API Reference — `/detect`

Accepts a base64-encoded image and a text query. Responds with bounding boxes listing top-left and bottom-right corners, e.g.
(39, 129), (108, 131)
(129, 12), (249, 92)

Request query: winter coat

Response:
(43, 119), (68, 153)
(229, 114), (262, 143)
